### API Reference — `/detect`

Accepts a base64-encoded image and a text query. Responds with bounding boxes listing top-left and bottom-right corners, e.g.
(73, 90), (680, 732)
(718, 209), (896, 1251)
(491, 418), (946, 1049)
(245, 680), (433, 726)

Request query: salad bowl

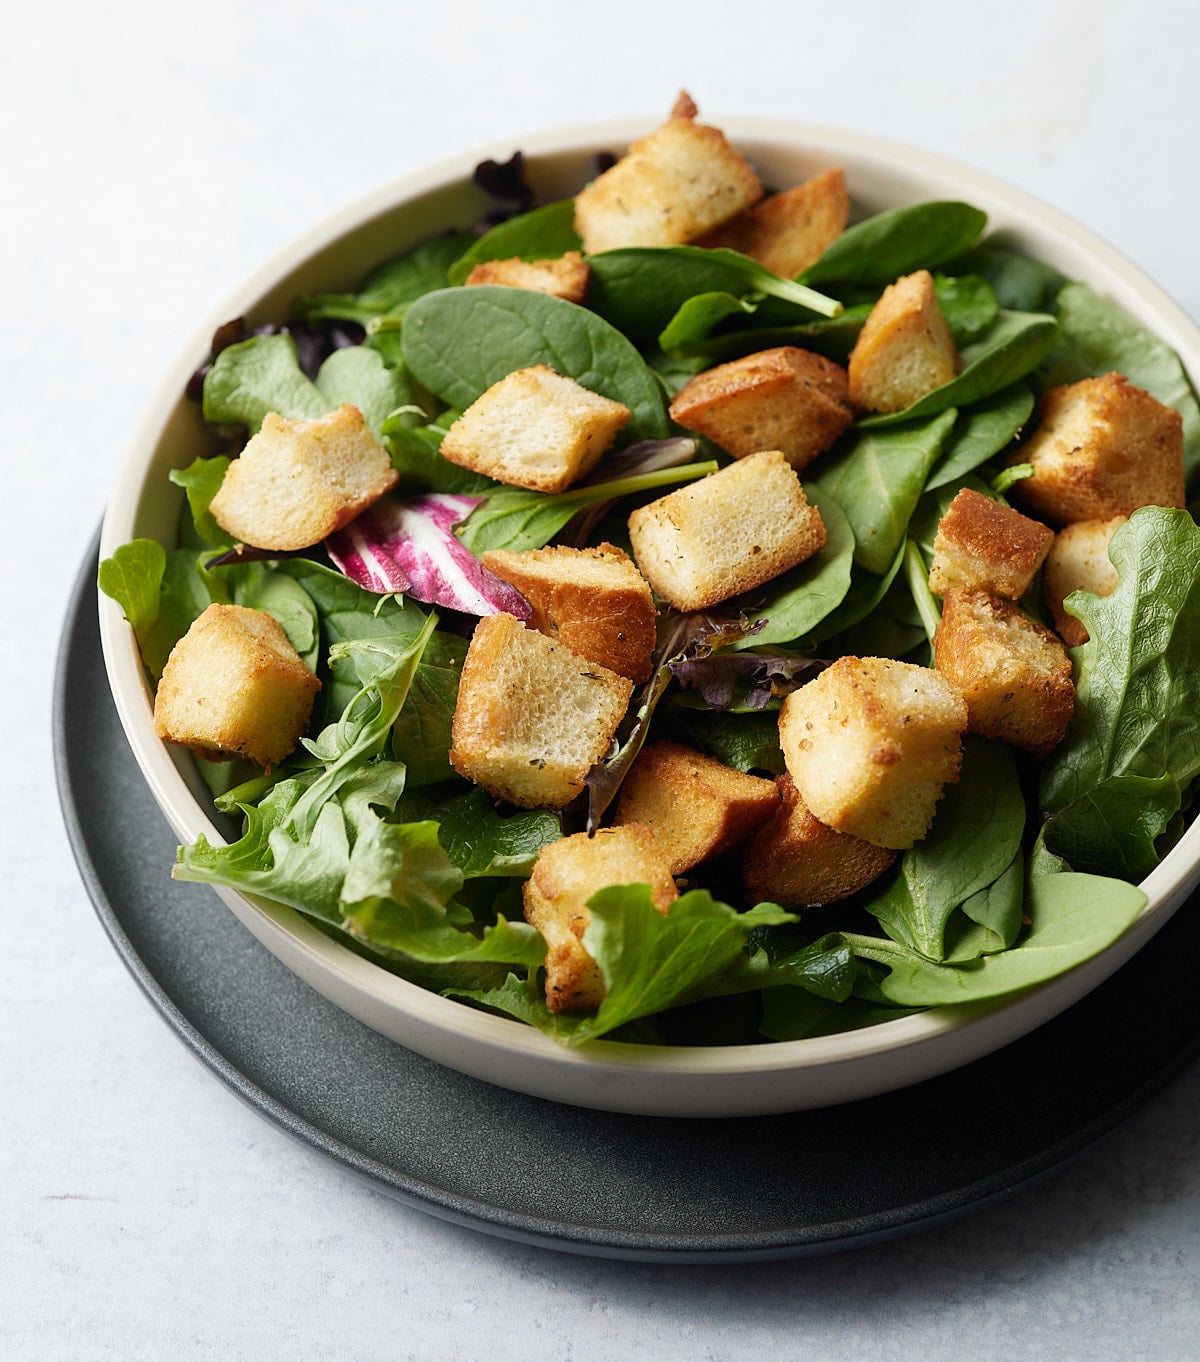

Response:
(98, 115), (1200, 1117)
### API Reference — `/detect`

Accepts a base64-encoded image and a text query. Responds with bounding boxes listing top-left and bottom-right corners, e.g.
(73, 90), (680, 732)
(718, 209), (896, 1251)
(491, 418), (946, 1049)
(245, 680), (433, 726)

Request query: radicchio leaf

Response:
(327, 495), (532, 619)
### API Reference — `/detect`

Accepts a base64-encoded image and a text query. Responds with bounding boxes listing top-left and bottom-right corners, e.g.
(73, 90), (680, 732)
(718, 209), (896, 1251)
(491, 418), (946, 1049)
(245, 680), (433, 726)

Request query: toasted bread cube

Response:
(481, 543), (657, 682)
(153, 603), (320, 768)
(928, 487), (1054, 600)
(573, 93), (762, 253)
(1008, 373), (1184, 525)
(464, 251), (590, 304)
(613, 740), (780, 875)
(523, 825), (678, 1013)
(743, 773), (896, 907)
(778, 657), (967, 850)
(668, 347), (853, 471)
(627, 450), (827, 611)
(449, 613), (632, 809)
(696, 168), (850, 279)
(439, 365), (631, 493)
(848, 270), (960, 413)
(1043, 516), (1126, 647)
(933, 588), (1075, 756)
(208, 404), (398, 551)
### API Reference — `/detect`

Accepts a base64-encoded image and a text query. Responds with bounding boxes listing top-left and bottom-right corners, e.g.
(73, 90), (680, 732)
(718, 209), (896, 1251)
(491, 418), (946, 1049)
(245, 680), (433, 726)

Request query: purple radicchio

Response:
(326, 494), (532, 619)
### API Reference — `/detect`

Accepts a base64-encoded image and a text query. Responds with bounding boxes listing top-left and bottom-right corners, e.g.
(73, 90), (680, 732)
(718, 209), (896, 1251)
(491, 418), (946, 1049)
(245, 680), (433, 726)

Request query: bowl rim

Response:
(97, 114), (1200, 1099)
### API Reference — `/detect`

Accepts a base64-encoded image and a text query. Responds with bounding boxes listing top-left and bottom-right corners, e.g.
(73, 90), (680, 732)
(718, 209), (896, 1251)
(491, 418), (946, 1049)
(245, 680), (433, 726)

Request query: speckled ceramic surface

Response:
(59, 548), (1200, 1261)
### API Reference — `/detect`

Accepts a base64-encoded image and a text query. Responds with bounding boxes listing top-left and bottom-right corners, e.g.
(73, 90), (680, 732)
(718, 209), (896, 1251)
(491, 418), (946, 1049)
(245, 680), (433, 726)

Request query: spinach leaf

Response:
(1053, 281), (1200, 488)
(860, 739), (1026, 960)
(814, 408), (957, 574)
(433, 786), (561, 878)
(296, 231), (474, 324)
(857, 310), (1058, 429)
(847, 872), (1145, 1006)
(943, 849), (1025, 962)
(97, 539), (166, 660)
(456, 460), (715, 555)
(401, 284), (670, 440)
(760, 988), (917, 1040)
(800, 201), (988, 287)
(950, 243), (1068, 313)
(203, 334), (327, 433)
(935, 273), (999, 346)
(168, 456), (233, 547)
(314, 345), (420, 436)
(236, 568), (322, 671)
(728, 485), (854, 647)
(662, 704), (785, 775)
(447, 200), (581, 284)
(1040, 508), (1200, 877)
(389, 631), (466, 787)
(925, 384), (1034, 490)
(1043, 774), (1182, 881)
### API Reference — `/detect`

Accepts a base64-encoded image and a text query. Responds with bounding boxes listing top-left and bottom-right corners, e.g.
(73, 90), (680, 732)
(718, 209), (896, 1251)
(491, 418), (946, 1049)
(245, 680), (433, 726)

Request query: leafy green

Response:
(202, 334), (327, 432)
(801, 201), (988, 287)
(447, 200), (581, 284)
(401, 284), (671, 440)
(814, 408), (957, 573)
(168, 457), (233, 547)
(848, 872), (1146, 1006)
(925, 384), (1034, 490)
(98, 539), (166, 657)
(313, 345), (421, 435)
(296, 231), (474, 325)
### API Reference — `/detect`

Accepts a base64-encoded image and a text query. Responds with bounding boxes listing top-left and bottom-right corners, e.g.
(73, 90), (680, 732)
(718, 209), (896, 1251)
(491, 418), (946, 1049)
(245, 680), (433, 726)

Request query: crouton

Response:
(668, 347), (853, 471)
(464, 251), (590, 304)
(439, 365), (631, 494)
(933, 588), (1074, 756)
(153, 603), (320, 768)
(847, 270), (960, 413)
(743, 773), (896, 907)
(1008, 373), (1184, 525)
(480, 543), (657, 682)
(523, 825), (678, 1013)
(928, 487), (1054, 600)
(573, 92), (762, 253)
(1042, 516), (1126, 647)
(696, 168), (850, 279)
(627, 449), (827, 611)
(778, 656), (967, 850)
(208, 404), (398, 551)
(449, 612), (632, 809)
(613, 740), (780, 875)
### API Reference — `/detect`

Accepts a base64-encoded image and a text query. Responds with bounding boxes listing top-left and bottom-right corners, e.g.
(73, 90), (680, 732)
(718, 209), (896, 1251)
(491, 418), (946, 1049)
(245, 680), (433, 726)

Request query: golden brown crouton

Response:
(696, 168), (850, 279)
(743, 773), (896, 907)
(933, 588), (1075, 756)
(1042, 516), (1126, 647)
(1008, 373), (1185, 526)
(573, 93), (762, 253)
(928, 487), (1054, 600)
(464, 251), (590, 304)
(153, 603), (321, 768)
(668, 346), (853, 471)
(627, 449), (827, 611)
(480, 543), (657, 682)
(523, 825), (678, 1013)
(449, 612), (632, 809)
(613, 740), (780, 875)
(208, 404), (398, 551)
(778, 656), (967, 850)
(439, 365), (631, 494)
(847, 270), (960, 413)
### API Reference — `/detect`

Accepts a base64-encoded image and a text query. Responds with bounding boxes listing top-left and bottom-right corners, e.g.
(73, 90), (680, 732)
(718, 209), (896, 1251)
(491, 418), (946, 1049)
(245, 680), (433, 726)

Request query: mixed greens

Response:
(100, 150), (1200, 1048)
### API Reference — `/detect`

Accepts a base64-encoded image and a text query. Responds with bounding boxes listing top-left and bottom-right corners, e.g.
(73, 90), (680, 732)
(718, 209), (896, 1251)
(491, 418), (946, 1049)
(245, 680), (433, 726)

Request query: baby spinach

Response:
(401, 284), (671, 440)
(447, 199), (581, 284)
(296, 230), (474, 324)
(203, 334), (328, 433)
(814, 408), (957, 574)
(800, 201), (988, 287)
(925, 384), (1034, 489)
(860, 739), (1026, 961)
(847, 872), (1146, 1007)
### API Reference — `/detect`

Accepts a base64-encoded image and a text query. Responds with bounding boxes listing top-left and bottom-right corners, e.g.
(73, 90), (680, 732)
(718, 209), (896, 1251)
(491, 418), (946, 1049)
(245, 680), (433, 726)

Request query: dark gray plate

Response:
(56, 543), (1200, 1263)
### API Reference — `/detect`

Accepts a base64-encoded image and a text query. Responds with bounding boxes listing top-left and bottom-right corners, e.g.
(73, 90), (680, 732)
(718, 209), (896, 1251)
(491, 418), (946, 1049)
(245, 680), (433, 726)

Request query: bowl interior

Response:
(97, 118), (1200, 1116)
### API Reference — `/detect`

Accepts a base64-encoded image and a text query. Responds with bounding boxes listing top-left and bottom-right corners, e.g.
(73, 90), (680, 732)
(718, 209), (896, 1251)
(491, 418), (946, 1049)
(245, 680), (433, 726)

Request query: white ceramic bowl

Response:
(98, 117), (1200, 1117)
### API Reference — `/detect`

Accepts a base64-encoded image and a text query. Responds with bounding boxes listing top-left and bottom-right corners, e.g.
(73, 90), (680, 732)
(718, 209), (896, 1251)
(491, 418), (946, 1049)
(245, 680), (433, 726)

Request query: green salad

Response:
(100, 136), (1200, 1049)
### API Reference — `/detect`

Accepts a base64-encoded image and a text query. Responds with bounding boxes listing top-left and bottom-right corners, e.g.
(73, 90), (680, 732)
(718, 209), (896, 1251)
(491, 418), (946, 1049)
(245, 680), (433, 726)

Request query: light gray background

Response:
(6, 1), (1200, 1357)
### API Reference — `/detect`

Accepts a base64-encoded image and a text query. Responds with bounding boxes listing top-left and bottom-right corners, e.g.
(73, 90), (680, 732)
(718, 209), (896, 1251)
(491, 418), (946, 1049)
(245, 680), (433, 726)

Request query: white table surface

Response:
(7, 1), (1200, 1356)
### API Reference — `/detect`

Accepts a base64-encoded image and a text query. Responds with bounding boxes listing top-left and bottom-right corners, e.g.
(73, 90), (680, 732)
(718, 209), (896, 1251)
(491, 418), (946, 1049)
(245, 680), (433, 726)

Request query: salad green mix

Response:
(100, 144), (1200, 1047)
